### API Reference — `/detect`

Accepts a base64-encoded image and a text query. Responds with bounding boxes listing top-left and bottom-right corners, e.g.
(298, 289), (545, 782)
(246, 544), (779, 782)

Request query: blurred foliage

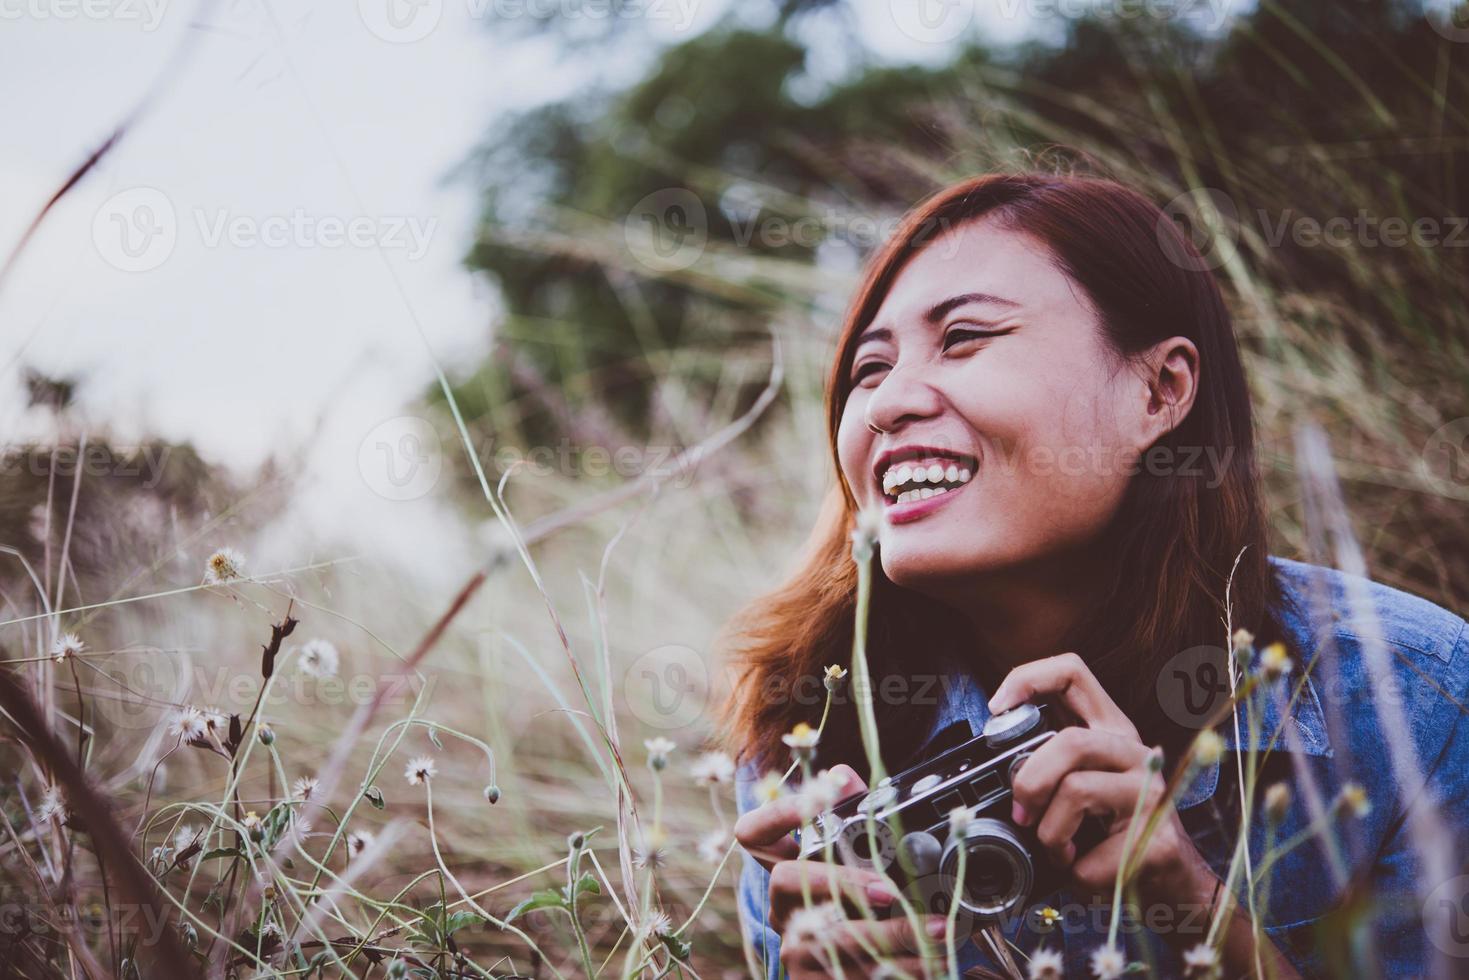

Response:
(444, 0), (1469, 598)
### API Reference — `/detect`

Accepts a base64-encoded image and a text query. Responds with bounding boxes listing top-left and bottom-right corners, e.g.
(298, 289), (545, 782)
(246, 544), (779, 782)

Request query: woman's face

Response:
(836, 216), (1189, 591)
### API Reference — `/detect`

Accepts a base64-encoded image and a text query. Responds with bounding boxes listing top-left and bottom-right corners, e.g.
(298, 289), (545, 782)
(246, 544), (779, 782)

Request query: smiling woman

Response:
(717, 173), (1469, 979)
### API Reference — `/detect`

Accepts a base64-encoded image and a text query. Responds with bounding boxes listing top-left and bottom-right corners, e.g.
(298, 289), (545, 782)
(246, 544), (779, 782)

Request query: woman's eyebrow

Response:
(924, 292), (1019, 323)
(853, 292), (1020, 350)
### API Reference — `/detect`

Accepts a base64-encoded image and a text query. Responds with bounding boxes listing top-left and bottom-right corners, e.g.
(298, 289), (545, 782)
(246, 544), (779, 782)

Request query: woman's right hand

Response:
(733, 763), (948, 978)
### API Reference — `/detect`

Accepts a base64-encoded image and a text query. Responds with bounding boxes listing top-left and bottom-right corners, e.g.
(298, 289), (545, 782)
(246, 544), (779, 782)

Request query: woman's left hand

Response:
(986, 652), (1216, 911)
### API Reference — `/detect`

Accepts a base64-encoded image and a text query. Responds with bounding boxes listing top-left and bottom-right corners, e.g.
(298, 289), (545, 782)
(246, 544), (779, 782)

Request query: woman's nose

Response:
(864, 362), (943, 434)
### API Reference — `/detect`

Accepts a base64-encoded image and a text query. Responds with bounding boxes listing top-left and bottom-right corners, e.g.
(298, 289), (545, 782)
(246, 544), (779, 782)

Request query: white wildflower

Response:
(174, 824), (201, 855)
(781, 722), (820, 762)
(1264, 782), (1292, 824)
(634, 827), (668, 871)
(51, 632), (84, 664)
(1259, 642), (1293, 681)
(641, 909), (673, 939)
(169, 706), (207, 742)
(690, 751), (735, 787)
(242, 811), (263, 842)
(1028, 947), (1064, 980)
(1031, 905), (1062, 934)
(347, 830), (375, 858)
(1090, 943), (1126, 980)
(1183, 942), (1220, 978)
(1192, 728), (1225, 767)
(404, 755), (437, 786)
(823, 664), (849, 693)
(786, 902), (844, 946)
(754, 772), (783, 805)
(291, 775), (319, 802)
(794, 767), (850, 820)
(1338, 781), (1371, 819)
(204, 547), (246, 585)
(697, 828), (729, 864)
(644, 736), (676, 771)
(297, 639), (340, 679)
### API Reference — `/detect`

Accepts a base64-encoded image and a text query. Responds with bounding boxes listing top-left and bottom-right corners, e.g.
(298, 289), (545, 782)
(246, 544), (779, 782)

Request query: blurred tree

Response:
(444, 0), (1469, 598)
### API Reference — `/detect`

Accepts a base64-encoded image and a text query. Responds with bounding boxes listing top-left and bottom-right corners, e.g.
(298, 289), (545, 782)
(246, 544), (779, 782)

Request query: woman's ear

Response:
(1134, 336), (1200, 447)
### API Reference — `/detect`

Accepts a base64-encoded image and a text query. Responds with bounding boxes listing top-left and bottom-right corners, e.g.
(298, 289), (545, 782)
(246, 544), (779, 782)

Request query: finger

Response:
(1009, 727), (1151, 827)
(1068, 831), (1133, 896)
(769, 860), (900, 931)
(1032, 769), (1129, 865)
(783, 915), (948, 970)
(735, 764), (867, 869)
(987, 652), (1137, 738)
(787, 945), (928, 980)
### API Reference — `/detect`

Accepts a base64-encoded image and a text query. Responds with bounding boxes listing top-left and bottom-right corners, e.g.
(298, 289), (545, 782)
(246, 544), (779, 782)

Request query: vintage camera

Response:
(798, 703), (1105, 924)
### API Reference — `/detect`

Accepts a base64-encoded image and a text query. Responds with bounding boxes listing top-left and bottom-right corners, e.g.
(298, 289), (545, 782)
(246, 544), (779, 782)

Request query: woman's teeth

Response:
(881, 460), (973, 503)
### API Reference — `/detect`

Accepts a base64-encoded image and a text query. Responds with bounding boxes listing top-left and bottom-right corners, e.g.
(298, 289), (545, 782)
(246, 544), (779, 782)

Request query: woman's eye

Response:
(942, 327), (997, 350)
(852, 361), (888, 385)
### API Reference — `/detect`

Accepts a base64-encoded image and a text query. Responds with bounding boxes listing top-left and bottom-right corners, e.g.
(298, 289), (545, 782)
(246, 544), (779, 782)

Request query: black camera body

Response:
(798, 702), (1105, 924)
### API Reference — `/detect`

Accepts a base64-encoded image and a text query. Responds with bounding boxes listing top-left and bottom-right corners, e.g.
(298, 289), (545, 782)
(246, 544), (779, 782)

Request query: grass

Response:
(2, 10), (1467, 977)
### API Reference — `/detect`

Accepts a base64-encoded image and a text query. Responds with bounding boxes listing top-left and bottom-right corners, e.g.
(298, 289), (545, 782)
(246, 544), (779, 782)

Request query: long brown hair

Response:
(717, 172), (1278, 776)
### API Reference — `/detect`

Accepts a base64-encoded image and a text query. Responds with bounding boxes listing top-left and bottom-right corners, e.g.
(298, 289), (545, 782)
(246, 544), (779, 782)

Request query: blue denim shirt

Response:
(735, 556), (1469, 978)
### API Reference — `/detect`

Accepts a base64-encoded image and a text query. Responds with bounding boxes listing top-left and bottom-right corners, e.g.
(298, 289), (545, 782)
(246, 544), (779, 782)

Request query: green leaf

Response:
(660, 932), (692, 962)
(364, 786), (386, 809)
(444, 910), (484, 936)
(200, 847), (244, 862)
(506, 888), (569, 923)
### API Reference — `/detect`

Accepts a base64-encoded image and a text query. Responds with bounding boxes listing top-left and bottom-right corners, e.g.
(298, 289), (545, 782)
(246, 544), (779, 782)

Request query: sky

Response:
(0, 0), (1254, 579)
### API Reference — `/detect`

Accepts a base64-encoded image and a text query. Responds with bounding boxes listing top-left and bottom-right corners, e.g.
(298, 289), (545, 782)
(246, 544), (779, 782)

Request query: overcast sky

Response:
(0, 0), (1233, 576)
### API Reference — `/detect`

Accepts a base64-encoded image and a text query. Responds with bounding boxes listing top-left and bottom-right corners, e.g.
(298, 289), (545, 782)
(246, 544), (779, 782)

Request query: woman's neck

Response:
(926, 545), (1109, 678)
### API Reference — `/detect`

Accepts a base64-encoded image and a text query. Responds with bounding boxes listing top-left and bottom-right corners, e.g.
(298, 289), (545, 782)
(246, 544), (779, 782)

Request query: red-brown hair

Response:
(717, 171), (1278, 776)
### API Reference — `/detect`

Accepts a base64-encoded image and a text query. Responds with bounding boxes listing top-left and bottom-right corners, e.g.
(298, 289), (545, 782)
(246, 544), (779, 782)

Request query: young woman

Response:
(721, 173), (1469, 979)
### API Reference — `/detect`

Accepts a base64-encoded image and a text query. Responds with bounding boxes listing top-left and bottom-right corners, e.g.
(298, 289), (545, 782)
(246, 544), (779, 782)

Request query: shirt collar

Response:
(1174, 668), (1333, 809)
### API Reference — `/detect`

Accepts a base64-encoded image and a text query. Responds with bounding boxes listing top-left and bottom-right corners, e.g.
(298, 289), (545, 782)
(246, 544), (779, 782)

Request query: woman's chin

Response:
(878, 545), (997, 591)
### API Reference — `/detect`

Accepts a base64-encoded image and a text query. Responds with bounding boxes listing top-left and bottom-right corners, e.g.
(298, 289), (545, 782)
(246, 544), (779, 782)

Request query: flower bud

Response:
(1264, 782), (1291, 824)
(484, 784), (501, 804)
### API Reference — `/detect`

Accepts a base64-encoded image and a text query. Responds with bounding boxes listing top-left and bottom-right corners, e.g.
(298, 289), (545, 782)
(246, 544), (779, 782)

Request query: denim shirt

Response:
(734, 556), (1469, 979)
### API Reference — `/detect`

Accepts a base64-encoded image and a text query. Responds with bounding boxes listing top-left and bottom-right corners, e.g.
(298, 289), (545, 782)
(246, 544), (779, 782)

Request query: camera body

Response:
(798, 702), (1105, 925)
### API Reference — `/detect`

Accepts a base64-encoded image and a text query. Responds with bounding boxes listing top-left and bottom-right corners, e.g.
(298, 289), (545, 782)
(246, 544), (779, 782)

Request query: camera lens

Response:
(939, 818), (1033, 919)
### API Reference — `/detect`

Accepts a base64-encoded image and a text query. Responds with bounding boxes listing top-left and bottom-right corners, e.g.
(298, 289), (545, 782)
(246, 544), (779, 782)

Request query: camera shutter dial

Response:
(981, 703), (1042, 749)
(837, 817), (896, 873)
(857, 784), (899, 814)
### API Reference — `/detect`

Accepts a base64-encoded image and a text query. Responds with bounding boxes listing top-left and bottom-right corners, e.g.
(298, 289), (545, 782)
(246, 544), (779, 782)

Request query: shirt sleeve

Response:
(1367, 659), (1469, 978)
(735, 762), (783, 980)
